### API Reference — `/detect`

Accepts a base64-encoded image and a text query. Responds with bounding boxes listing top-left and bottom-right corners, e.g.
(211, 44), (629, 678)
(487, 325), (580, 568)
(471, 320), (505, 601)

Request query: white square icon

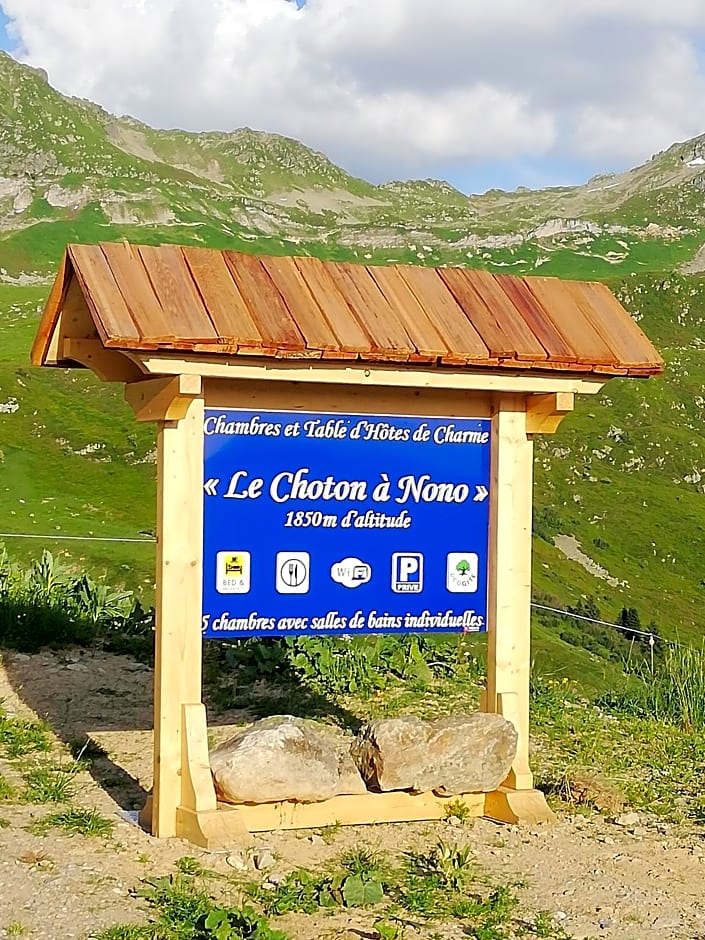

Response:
(446, 553), (479, 593)
(391, 552), (424, 593)
(216, 551), (251, 594)
(276, 551), (310, 594)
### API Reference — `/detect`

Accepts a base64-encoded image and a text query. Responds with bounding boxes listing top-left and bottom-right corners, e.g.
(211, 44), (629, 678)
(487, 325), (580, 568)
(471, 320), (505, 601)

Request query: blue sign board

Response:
(202, 409), (491, 639)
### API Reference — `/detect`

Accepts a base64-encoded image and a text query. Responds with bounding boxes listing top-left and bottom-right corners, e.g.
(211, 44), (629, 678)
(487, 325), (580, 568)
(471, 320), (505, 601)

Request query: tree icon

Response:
(456, 558), (470, 575)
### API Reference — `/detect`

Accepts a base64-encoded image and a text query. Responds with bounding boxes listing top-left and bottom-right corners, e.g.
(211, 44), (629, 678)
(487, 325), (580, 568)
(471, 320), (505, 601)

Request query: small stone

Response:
(613, 812), (640, 827)
(652, 915), (680, 930)
(598, 918), (614, 929)
(307, 834), (324, 845)
(554, 911), (568, 922)
(447, 815), (462, 827)
(253, 849), (275, 871)
(267, 872), (286, 885)
(630, 826), (648, 838)
(225, 853), (249, 872)
(598, 835), (615, 845)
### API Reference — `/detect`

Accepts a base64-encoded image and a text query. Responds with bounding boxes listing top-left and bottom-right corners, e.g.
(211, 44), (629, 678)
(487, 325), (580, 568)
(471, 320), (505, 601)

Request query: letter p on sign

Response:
(392, 552), (423, 593)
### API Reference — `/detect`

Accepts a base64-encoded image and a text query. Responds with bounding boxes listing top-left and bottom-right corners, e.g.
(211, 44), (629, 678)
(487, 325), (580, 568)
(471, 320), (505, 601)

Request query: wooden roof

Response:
(32, 243), (663, 377)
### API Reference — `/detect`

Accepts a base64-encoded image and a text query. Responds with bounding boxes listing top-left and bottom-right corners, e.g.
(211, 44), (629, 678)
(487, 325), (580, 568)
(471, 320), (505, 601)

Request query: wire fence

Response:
(0, 532), (155, 544)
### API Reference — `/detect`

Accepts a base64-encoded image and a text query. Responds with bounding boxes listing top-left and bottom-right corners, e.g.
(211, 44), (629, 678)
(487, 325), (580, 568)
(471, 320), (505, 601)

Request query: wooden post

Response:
(151, 394), (206, 837)
(482, 393), (554, 823)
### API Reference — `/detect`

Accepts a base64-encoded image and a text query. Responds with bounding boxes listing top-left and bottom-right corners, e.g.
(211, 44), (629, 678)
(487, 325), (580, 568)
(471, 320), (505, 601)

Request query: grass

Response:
(601, 644), (705, 731)
(5, 923), (27, 937)
(97, 848), (578, 940)
(29, 806), (114, 838)
(94, 873), (288, 940)
(20, 765), (74, 804)
(0, 774), (15, 802)
(530, 672), (705, 821)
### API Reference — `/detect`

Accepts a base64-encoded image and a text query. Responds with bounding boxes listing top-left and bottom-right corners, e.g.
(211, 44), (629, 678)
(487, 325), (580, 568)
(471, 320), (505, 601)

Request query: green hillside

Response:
(1, 52), (705, 687)
(3, 52), (705, 282)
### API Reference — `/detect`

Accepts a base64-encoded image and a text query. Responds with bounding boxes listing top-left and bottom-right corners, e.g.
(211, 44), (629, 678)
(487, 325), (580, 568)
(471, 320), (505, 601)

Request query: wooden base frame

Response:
(140, 704), (555, 849)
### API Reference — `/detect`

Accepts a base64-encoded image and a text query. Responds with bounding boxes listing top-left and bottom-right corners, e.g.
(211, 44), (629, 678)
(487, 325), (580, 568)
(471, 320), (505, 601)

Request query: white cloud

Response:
(3, 0), (705, 186)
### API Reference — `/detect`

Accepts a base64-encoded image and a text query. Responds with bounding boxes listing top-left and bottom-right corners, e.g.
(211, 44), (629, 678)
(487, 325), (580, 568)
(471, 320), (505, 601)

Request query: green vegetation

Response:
(20, 764), (74, 803)
(29, 806), (114, 838)
(95, 874), (288, 940)
(5, 923), (27, 937)
(0, 547), (153, 653)
(99, 848), (576, 940)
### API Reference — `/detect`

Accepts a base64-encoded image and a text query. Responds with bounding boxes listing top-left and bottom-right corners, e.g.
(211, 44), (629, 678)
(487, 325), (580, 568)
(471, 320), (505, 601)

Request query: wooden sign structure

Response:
(32, 243), (663, 848)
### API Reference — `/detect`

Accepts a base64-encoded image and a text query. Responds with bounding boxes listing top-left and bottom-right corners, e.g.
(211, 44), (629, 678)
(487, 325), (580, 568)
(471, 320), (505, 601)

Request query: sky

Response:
(1, 0), (705, 194)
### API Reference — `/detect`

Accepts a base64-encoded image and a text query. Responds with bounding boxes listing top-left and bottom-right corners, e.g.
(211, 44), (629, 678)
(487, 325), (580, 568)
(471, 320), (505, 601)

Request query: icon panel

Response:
(331, 556), (372, 588)
(391, 552), (424, 593)
(446, 552), (479, 593)
(276, 551), (310, 594)
(216, 551), (251, 594)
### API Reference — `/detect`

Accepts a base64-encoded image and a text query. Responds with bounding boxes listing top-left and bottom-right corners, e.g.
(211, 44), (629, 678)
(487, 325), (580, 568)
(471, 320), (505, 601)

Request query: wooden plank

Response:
(152, 394), (205, 837)
(484, 396), (534, 791)
(521, 276), (619, 367)
(292, 257), (371, 355)
(397, 265), (490, 363)
(218, 789), (486, 831)
(494, 275), (578, 363)
(101, 242), (175, 343)
(133, 354), (609, 396)
(181, 248), (265, 351)
(31, 251), (71, 365)
(260, 256), (341, 352)
(176, 790), (487, 847)
(69, 244), (141, 345)
(326, 262), (414, 360)
(439, 268), (546, 360)
(573, 281), (664, 370)
(223, 251), (306, 351)
(137, 245), (218, 342)
(369, 266), (448, 359)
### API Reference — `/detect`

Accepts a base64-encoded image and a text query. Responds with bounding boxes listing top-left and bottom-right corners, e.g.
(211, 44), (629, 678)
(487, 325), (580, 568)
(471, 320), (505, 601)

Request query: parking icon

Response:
(391, 553), (423, 593)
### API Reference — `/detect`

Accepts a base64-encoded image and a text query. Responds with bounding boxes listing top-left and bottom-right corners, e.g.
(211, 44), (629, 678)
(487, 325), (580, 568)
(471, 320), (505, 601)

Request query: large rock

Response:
(351, 714), (517, 795)
(210, 715), (366, 804)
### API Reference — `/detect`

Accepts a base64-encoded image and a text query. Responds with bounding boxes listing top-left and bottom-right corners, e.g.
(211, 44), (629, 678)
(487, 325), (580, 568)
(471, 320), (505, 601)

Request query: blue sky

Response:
(0, 11), (11, 51)
(1, 2), (704, 195)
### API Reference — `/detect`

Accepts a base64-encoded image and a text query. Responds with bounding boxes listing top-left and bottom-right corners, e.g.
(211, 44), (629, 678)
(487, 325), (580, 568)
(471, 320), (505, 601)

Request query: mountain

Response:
(1, 52), (705, 685)
(2, 51), (705, 282)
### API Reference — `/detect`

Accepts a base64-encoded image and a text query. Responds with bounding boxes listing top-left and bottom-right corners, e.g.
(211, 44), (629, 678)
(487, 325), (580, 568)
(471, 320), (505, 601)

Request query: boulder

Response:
(210, 715), (366, 804)
(351, 714), (517, 794)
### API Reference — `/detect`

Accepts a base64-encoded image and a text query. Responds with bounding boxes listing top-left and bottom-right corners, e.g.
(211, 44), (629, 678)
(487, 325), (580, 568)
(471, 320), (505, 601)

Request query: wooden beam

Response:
(484, 395), (534, 790)
(175, 790), (487, 848)
(150, 395), (205, 838)
(525, 391), (575, 435)
(125, 374), (202, 422)
(126, 354), (608, 396)
(63, 338), (144, 383)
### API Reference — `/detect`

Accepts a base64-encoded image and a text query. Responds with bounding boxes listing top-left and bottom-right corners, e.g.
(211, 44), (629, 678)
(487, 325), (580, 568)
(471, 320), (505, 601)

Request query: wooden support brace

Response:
(125, 374), (202, 422)
(63, 338), (144, 383)
(180, 703), (217, 815)
(525, 391), (574, 434)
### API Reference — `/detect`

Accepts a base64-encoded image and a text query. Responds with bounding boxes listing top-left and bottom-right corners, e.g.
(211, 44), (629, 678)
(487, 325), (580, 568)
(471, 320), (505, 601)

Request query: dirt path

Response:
(1, 649), (705, 939)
